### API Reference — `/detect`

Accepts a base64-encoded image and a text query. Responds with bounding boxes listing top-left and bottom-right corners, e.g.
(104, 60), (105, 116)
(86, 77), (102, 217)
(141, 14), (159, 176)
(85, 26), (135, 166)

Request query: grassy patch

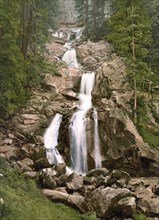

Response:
(0, 157), (97, 220)
(135, 213), (151, 220)
(137, 95), (159, 149)
(141, 127), (159, 148)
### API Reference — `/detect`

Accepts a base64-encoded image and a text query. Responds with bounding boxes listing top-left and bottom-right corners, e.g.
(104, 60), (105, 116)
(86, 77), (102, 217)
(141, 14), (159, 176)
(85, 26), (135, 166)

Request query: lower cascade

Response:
(93, 108), (102, 169)
(43, 113), (64, 165)
(43, 72), (102, 174)
(69, 72), (102, 173)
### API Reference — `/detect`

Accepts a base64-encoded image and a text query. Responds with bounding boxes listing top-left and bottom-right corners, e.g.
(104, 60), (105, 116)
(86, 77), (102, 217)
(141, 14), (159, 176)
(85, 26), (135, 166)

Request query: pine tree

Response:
(108, 0), (152, 123)
(0, 0), (59, 118)
(144, 0), (159, 85)
(75, 0), (114, 40)
(75, 0), (89, 25)
(0, 0), (27, 118)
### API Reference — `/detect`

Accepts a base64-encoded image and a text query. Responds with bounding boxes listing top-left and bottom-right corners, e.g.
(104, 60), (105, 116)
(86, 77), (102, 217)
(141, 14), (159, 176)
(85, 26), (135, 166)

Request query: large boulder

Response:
(39, 167), (58, 189)
(117, 197), (136, 218)
(86, 168), (109, 178)
(77, 40), (112, 70)
(66, 172), (83, 193)
(46, 42), (66, 58)
(42, 189), (88, 213)
(138, 198), (159, 217)
(86, 187), (132, 219)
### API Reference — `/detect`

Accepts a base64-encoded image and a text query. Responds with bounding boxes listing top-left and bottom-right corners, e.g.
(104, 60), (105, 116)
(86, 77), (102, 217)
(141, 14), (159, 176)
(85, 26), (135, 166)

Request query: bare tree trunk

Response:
(133, 78), (137, 124)
(131, 0), (137, 124)
(21, 0), (35, 59)
(101, 0), (105, 20)
(21, 0), (27, 59)
(93, 0), (97, 28)
(85, 0), (89, 24)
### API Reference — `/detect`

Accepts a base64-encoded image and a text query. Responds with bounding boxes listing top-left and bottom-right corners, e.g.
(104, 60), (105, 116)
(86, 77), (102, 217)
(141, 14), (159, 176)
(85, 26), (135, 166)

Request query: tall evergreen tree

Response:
(144, 0), (159, 85)
(75, 0), (89, 25)
(75, 0), (114, 40)
(108, 0), (152, 123)
(0, 0), (59, 118)
(0, 0), (27, 117)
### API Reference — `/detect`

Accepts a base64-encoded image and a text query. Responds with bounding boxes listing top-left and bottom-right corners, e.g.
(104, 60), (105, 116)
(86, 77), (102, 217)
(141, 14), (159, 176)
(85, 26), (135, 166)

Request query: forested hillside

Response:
(0, 0), (58, 118)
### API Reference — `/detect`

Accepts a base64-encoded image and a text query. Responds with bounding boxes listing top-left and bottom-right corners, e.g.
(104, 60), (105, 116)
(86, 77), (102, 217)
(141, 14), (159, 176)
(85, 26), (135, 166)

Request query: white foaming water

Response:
(62, 48), (80, 69)
(70, 28), (83, 39)
(93, 109), (102, 168)
(69, 72), (95, 173)
(43, 113), (64, 164)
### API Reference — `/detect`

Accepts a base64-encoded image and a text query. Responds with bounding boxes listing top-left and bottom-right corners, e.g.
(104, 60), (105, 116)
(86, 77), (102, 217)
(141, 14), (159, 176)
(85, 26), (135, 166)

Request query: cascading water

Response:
(44, 27), (102, 174)
(62, 48), (80, 69)
(62, 28), (82, 69)
(43, 113), (64, 164)
(69, 72), (96, 173)
(93, 109), (102, 168)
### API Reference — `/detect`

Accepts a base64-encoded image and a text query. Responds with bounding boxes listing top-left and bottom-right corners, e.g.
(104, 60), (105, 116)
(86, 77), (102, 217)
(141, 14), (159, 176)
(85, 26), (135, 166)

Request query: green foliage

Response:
(135, 213), (151, 220)
(75, 0), (114, 41)
(136, 94), (159, 148)
(81, 212), (99, 220)
(108, 0), (152, 68)
(0, 0), (27, 118)
(0, 0), (59, 118)
(144, 0), (159, 83)
(75, 0), (89, 25)
(84, 20), (109, 41)
(0, 157), (97, 220)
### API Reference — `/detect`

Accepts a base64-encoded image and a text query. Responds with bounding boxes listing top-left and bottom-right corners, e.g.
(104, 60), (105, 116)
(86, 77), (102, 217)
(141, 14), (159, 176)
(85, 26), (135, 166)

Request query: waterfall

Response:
(62, 48), (79, 69)
(43, 113), (64, 164)
(69, 72), (95, 173)
(93, 109), (102, 169)
(44, 27), (102, 174)
(62, 28), (83, 68)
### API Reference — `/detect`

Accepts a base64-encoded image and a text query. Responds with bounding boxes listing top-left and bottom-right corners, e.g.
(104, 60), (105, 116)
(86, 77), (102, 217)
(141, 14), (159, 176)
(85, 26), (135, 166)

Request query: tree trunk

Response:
(131, 0), (137, 125)
(21, 0), (27, 59)
(133, 78), (137, 124)
(101, 0), (105, 20)
(85, 0), (89, 24)
(93, 0), (97, 28)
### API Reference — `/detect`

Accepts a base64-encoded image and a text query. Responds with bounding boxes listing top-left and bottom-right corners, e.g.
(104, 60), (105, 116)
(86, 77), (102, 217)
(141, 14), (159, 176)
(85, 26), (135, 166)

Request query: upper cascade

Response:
(62, 28), (82, 69)
(79, 72), (95, 111)
(62, 48), (80, 69)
